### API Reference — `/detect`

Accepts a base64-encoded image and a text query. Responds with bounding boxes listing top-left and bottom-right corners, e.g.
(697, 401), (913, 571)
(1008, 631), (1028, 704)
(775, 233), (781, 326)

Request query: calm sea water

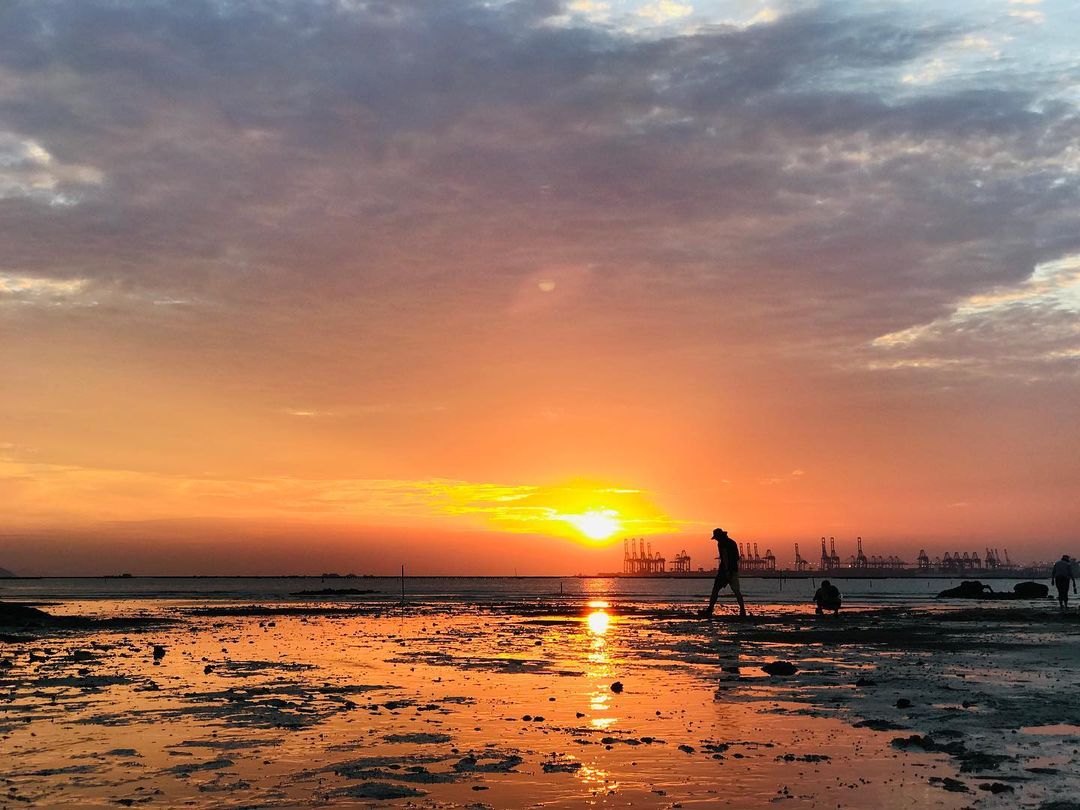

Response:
(0, 575), (1044, 605)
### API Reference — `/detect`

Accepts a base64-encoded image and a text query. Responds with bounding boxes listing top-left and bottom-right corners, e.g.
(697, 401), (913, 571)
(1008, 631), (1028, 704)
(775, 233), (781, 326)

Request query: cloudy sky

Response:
(1, 0), (1077, 574)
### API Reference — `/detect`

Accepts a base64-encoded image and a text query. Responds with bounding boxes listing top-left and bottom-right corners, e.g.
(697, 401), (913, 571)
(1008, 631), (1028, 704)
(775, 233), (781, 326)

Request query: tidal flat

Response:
(1, 593), (1078, 809)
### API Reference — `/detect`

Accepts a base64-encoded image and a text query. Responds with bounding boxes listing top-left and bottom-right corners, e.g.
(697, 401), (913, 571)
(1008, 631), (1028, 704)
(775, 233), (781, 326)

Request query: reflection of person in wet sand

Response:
(814, 580), (842, 615)
(1051, 555), (1076, 610)
(699, 528), (747, 619)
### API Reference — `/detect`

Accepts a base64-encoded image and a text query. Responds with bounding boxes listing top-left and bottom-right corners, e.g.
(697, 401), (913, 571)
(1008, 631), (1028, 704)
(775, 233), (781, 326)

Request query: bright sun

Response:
(563, 509), (622, 541)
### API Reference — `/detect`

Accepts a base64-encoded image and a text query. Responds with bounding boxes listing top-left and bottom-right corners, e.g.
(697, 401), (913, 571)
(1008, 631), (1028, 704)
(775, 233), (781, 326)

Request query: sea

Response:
(0, 574), (1043, 606)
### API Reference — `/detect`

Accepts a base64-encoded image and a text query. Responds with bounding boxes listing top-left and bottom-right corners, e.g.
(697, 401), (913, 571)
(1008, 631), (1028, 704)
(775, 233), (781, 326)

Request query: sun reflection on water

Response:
(586, 610), (610, 635)
(575, 762), (618, 793)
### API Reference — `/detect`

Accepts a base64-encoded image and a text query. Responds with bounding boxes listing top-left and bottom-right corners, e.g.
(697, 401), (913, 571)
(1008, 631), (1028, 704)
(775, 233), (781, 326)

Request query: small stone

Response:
(895, 698), (911, 709)
(610, 681), (624, 693)
(153, 646), (166, 660)
(762, 661), (798, 677)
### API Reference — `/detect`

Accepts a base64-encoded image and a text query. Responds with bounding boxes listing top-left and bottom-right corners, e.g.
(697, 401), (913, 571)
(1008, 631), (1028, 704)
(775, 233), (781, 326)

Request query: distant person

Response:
(814, 580), (842, 615)
(699, 528), (747, 619)
(1051, 555), (1077, 610)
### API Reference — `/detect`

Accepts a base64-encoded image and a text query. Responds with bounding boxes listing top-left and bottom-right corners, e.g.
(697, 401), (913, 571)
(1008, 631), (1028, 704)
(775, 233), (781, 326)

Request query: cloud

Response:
(637, 0), (694, 24)
(0, 0), (1078, 552)
(0, 448), (678, 537)
(869, 254), (1080, 377)
(0, 271), (88, 301)
(0, 131), (102, 206)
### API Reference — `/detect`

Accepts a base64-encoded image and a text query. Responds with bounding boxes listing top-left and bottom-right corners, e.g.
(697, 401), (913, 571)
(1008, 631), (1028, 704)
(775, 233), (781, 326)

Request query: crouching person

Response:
(814, 580), (842, 615)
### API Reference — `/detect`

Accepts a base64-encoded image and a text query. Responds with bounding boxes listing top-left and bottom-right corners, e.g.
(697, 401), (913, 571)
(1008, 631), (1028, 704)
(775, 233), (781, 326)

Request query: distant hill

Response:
(0, 567), (15, 578)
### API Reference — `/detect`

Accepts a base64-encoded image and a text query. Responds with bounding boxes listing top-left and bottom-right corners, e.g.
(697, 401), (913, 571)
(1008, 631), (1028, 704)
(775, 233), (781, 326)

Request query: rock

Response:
(979, 783), (1015, 794)
(153, 645), (166, 659)
(542, 761), (582, 773)
(610, 681), (623, 693)
(892, 735), (936, 751)
(71, 650), (95, 662)
(678, 745), (695, 754)
(853, 719), (909, 731)
(929, 776), (969, 793)
(337, 782), (427, 800)
(1013, 581), (1049, 598)
(895, 698), (911, 709)
(762, 661), (798, 677)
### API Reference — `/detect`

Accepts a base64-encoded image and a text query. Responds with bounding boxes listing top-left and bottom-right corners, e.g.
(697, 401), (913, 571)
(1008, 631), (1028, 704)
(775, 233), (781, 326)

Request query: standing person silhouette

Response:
(1051, 555), (1076, 610)
(699, 528), (747, 618)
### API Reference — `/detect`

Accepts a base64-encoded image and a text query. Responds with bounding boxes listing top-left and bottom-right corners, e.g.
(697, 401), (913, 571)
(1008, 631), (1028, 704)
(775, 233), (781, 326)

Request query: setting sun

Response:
(562, 509), (622, 541)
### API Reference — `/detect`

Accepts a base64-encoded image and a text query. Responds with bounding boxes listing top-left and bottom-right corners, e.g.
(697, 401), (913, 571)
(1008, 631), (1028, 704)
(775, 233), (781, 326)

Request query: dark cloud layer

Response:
(2, 3), (1076, 350)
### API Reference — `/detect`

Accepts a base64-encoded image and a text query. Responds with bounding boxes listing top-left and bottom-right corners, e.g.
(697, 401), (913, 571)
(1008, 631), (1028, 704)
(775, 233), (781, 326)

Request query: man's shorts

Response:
(1056, 576), (1070, 598)
(727, 571), (742, 593)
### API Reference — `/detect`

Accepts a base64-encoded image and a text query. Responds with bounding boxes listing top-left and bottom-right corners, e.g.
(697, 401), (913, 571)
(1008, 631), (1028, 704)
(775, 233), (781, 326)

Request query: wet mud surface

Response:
(1, 597), (1077, 808)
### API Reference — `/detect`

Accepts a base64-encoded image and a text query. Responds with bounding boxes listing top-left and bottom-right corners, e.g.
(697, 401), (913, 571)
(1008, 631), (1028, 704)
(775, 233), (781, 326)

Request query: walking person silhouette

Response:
(699, 528), (748, 618)
(1051, 555), (1077, 610)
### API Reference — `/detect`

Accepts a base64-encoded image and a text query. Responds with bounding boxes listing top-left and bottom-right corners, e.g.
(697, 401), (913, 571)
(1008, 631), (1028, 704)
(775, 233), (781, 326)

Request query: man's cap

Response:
(1064, 555), (1071, 561)
(712, 527), (727, 539)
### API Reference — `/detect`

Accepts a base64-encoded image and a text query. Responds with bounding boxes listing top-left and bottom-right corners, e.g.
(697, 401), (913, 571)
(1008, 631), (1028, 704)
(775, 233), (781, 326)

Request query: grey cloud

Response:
(0, 0), (1077, 378)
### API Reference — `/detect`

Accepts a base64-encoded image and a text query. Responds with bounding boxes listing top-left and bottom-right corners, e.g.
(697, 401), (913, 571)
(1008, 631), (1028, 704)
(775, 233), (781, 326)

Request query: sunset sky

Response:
(1, 0), (1078, 575)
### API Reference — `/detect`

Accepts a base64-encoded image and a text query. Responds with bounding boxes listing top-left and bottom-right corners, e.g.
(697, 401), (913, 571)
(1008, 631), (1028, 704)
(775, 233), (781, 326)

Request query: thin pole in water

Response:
(400, 565), (405, 604)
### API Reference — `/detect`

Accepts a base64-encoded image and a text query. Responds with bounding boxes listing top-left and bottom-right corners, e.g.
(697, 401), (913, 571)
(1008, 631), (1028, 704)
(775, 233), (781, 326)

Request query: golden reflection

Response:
(586, 610), (610, 635)
(583, 604), (617, 729)
(576, 763), (618, 792)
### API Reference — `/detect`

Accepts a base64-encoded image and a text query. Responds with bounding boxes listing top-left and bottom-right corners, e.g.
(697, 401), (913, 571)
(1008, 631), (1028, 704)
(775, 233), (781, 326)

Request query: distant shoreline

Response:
(0, 571), (1047, 580)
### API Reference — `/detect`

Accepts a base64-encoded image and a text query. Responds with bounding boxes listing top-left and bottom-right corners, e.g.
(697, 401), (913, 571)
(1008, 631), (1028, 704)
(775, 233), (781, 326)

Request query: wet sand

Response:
(2, 596), (1078, 808)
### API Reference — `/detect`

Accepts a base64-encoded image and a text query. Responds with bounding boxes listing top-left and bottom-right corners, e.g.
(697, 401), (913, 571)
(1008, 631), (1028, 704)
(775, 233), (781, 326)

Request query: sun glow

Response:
(586, 610), (611, 635)
(562, 509), (621, 540)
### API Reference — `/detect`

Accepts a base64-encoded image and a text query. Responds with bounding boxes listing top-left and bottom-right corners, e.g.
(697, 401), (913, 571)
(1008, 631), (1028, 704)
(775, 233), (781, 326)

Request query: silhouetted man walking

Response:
(699, 528), (747, 618)
(1051, 555), (1076, 610)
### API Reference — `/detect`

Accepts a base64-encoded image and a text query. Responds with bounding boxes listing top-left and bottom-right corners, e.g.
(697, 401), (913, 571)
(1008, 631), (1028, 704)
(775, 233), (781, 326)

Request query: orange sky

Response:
(1, 0), (1079, 574)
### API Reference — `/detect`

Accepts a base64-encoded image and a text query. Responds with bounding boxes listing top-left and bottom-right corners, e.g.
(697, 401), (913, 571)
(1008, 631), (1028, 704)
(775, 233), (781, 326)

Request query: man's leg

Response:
(729, 573), (747, 617)
(701, 572), (728, 617)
